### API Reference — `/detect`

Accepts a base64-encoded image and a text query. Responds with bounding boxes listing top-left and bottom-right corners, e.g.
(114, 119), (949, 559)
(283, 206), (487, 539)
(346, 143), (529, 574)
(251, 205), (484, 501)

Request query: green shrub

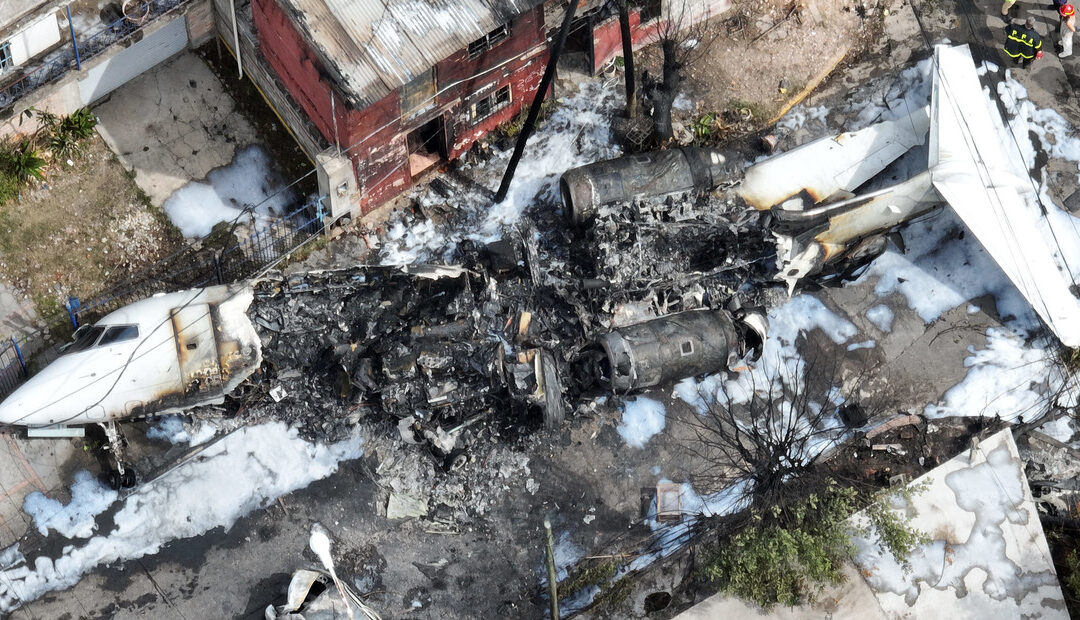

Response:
(700, 480), (928, 609)
(1066, 549), (1080, 601)
(22, 106), (98, 159)
(701, 482), (859, 608)
(2, 141), (46, 182)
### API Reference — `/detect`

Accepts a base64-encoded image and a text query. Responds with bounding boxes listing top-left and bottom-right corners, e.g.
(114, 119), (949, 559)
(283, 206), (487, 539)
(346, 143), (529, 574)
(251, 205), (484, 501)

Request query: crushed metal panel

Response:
(738, 106), (929, 211)
(775, 171), (942, 288)
(929, 44), (1080, 347)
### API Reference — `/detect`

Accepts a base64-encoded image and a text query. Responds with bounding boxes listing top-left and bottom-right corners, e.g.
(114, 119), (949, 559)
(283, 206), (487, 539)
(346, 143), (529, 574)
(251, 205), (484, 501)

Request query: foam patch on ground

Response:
(616, 397), (667, 448)
(22, 471), (116, 539)
(0, 422), (364, 612)
(162, 145), (296, 237)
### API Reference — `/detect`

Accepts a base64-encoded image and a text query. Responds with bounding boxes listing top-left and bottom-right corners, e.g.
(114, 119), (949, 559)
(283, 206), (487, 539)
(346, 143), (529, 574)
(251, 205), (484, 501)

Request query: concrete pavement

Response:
(93, 51), (259, 207)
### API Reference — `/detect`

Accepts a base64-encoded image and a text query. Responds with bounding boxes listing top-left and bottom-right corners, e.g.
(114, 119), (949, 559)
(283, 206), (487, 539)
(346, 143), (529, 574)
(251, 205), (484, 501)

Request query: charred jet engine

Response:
(560, 147), (744, 224)
(590, 308), (767, 392)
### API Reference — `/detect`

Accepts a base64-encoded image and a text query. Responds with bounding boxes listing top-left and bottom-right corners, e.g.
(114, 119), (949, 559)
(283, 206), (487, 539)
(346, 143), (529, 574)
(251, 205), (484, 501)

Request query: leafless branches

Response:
(679, 353), (879, 516)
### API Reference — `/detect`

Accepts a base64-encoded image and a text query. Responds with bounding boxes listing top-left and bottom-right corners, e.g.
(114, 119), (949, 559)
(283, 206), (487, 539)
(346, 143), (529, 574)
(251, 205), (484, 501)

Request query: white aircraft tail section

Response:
(930, 44), (1080, 347)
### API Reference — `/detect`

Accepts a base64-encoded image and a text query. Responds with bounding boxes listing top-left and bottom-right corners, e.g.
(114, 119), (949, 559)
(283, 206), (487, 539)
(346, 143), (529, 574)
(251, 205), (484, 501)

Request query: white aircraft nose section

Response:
(0, 375), (79, 427)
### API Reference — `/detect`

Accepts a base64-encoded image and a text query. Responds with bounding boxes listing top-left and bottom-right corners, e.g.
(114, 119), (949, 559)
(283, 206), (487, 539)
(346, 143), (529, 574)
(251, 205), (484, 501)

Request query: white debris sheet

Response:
(0, 422), (364, 613)
(851, 429), (1067, 618)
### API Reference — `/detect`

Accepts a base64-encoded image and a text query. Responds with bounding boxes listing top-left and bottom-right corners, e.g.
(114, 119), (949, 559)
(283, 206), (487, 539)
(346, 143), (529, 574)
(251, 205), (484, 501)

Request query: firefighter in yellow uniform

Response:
(1005, 17), (1043, 67)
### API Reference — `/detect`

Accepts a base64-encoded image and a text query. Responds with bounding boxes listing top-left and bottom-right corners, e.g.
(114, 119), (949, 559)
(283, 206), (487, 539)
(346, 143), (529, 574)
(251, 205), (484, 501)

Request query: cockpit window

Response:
(65, 326), (105, 354)
(97, 325), (139, 347)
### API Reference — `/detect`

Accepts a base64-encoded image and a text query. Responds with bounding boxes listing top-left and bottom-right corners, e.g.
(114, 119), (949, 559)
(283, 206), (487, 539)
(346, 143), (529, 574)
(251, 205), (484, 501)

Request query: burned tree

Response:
(679, 355), (855, 512)
(644, 0), (717, 142)
(678, 356), (926, 608)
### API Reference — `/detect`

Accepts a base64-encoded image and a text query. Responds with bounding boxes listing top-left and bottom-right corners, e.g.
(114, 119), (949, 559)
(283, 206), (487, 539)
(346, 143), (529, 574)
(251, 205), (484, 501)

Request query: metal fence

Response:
(0, 194), (326, 400)
(0, 0), (192, 114)
(73, 197), (326, 321)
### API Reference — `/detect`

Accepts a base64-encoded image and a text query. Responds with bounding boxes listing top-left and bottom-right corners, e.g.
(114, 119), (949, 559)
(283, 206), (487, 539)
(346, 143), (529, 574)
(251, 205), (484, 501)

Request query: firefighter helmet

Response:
(1062, 3), (1075, 17)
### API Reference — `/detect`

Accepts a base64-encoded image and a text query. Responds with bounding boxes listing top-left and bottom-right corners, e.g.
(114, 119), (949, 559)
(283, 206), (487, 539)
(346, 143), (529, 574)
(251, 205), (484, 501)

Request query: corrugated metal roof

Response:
(280, 0), (547, 108)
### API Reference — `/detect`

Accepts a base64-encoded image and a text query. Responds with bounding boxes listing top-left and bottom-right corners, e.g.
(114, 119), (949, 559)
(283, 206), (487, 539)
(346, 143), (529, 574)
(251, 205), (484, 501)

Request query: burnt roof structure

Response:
(278, 0), (547, 107)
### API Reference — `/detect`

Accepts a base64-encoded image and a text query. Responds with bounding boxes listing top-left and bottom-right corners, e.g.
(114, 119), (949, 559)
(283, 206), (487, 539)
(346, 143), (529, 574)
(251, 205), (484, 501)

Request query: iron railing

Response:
(0, 0), (193, 114)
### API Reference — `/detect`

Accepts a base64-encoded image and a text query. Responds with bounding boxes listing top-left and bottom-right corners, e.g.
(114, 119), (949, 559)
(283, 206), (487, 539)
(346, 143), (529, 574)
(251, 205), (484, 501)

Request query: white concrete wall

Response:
(4, 12), (61, 67)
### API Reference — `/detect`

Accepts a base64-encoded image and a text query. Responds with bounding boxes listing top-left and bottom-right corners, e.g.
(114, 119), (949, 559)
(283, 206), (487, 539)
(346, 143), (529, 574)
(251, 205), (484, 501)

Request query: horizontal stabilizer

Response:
(739, 106), (930, 210)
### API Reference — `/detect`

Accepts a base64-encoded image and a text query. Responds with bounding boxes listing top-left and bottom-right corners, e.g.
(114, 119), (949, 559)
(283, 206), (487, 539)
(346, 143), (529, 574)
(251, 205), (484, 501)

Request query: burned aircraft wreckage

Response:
(2, 44), (1074, 484)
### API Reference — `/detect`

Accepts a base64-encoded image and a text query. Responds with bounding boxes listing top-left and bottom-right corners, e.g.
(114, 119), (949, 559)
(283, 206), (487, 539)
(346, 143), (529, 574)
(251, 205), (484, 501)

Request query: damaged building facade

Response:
(252, 0), (728, 220)
(253, 0), (552, 217)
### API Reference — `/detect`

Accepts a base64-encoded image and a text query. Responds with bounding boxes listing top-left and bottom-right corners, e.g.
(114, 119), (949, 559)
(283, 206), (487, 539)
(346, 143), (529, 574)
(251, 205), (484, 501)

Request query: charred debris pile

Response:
(235, 152), (776, 452)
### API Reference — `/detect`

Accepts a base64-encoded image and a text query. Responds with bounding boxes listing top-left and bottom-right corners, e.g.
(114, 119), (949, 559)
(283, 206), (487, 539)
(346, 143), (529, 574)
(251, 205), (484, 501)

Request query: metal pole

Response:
(618, 0), (636, 118)
(229, 0), (243, 79)
(544, 517), (559, 620)
(66, 5), (81, 70)
(493, 0), (578, 203)
(11, 337), (26, 378)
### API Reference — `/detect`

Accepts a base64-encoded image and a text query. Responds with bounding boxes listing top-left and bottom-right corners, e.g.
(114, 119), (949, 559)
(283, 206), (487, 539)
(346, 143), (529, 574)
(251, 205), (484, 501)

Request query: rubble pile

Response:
(580, 193), (773, 316)
(242, 246), (588, 446)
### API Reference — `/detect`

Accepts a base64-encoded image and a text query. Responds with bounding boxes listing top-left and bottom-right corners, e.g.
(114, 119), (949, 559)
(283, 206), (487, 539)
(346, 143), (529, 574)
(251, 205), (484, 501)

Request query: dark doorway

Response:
(407, 115), (446, 179)
(559, 17), (594, 74)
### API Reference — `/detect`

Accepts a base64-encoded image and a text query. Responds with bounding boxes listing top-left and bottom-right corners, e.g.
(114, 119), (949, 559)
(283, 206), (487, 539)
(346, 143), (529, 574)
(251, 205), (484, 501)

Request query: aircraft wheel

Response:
(108, 468), (138, 490)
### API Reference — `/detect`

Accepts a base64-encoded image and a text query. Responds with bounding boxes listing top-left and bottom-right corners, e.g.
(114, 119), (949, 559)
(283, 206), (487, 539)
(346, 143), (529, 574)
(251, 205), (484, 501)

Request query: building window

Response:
(0, 42), (12, 71)
(634, 0), (662, 22)
(472, 85), (511, 123)
(400, 68), (436, 119)
(467, 24), (510, 59)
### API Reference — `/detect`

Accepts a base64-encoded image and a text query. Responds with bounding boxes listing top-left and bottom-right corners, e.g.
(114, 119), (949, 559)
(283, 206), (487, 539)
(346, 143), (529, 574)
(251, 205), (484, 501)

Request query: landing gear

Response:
(99, 421), (137, 489)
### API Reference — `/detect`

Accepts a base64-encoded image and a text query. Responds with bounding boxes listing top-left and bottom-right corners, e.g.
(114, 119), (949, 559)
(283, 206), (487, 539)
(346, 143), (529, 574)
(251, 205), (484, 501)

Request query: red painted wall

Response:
(591, 9), (662, 74)
(252, 0), (342, 148)
(253, 0), (548, 215)
(437, 7), (549, 160)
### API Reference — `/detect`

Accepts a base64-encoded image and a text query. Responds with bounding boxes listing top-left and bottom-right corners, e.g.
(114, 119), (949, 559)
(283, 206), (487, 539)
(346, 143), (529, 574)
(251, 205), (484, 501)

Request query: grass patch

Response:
(0, 169), (17, 205)
(282, 233), (331, 265)
(725, 98), (769, 123)
(498, 99), (559, 141)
